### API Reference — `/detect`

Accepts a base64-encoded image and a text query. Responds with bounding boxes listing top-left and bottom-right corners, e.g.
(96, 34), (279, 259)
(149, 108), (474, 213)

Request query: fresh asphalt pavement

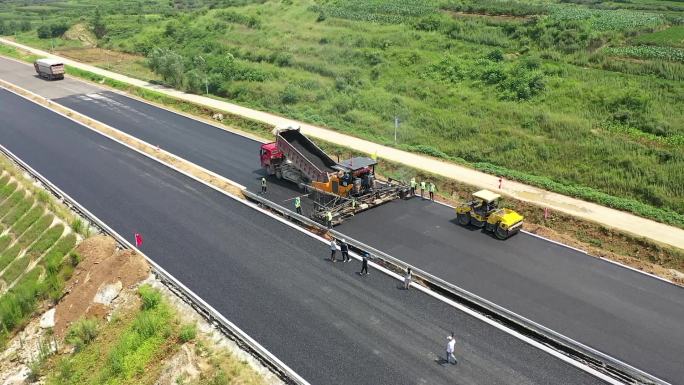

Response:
(0, 56), (681, 383)
(0, 87), (610, 385)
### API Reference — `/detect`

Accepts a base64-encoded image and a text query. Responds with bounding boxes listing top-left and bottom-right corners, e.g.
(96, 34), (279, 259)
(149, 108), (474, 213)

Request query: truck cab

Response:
(260, 142), (282, 174)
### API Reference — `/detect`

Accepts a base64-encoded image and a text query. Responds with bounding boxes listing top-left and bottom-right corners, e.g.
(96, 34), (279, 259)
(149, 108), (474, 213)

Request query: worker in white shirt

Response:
(330, 238), (337, 262)
(446, 335), (457, 365)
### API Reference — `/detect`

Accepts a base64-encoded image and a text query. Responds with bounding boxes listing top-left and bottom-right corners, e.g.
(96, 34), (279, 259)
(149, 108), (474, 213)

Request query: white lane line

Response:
(0, 85), (640, 384)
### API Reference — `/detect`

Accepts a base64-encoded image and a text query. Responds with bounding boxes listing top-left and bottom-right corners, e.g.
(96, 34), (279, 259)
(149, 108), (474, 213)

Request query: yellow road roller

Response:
(455, 190), (524, 239)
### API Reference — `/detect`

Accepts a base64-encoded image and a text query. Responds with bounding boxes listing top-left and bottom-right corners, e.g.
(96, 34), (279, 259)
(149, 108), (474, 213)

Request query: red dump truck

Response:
(34, 59), (65, 80)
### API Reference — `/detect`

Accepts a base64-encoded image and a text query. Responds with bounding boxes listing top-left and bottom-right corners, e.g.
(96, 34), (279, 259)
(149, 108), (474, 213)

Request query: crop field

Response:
(0, 169), (80, 348)
(0, 0), (683, 225)
(633, 25), (684, 47)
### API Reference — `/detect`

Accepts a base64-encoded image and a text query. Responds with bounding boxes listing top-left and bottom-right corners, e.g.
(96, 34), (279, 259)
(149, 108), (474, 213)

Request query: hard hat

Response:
(447, 336), (453, 340)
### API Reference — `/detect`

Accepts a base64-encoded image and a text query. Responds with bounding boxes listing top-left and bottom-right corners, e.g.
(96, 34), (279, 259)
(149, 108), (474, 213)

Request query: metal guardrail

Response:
(0, 144), (310, 385)
(243, 190), (669, 385)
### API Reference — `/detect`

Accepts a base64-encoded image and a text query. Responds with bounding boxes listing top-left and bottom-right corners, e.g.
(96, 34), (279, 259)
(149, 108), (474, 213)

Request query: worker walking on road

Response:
(404, 268), (412, 290)
(261, 177), (267, 194)
(410, 177), (417, 196)
(446, 335), (457, 365)
(294, 196), (302, 214)
(420, 181), (426, 199)
(359, 252), (369, 275)
(330, 238), (337, 262)
(340, 239), (350, 262)
(429, 182), (436, 201)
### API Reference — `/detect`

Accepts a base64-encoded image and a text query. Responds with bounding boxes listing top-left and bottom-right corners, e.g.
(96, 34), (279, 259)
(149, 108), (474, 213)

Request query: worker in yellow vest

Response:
(326, 211), (333, 228)
(410, 177), (417, 197)
(429, 182), (436, 201)
(294, 196), (302, 214)
(420, 181), (426, 199)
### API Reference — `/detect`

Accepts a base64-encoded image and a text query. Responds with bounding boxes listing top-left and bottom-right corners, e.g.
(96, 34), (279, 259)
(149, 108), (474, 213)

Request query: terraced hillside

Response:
(0, 170), (80, 347)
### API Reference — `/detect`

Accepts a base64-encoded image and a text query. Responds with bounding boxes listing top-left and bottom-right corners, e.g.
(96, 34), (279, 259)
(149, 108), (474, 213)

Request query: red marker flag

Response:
(135, 233), (143, 247)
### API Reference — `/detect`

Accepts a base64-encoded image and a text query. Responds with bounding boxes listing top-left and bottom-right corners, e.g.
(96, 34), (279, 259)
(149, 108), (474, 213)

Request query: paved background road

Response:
(0, 87), (610, 385)
(1, 57), (682, 383)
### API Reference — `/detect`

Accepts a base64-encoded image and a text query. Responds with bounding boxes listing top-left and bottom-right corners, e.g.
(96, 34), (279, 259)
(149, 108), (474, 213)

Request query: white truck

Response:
(34, 58), (65, 80)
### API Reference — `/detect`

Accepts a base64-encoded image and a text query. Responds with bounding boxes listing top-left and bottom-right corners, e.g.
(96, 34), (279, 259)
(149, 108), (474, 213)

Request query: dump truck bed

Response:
(276, 128), (338, 182)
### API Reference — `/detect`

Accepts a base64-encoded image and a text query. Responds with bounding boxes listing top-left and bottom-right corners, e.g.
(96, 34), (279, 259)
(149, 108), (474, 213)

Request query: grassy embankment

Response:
(34, 284), (265, 385)
(0, 162), (81, 348)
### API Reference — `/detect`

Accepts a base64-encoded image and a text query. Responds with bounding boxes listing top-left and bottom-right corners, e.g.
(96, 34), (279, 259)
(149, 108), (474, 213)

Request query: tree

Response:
(91, 7), (107, 39)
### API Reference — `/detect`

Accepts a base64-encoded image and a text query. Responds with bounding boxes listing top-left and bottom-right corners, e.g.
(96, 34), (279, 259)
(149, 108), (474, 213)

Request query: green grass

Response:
(1, 253), (30, 284)
(47, 285), (176, 385)
(0, 181), (17, 201)
(0, 235), (12, 254)
(10, 205), (43, 236)
(633, 25), (684, 48)
(2, 197), (34, 227)
(26, 224), (64, 260)
(42, 233), (77, 274)
(0, 190), (24, 218)
(15, 213), (53, 248)
(0, 244), (21, 272)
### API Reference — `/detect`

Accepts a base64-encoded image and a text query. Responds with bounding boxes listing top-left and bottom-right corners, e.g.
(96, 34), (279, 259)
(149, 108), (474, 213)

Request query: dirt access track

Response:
(1, 38), (682, 252)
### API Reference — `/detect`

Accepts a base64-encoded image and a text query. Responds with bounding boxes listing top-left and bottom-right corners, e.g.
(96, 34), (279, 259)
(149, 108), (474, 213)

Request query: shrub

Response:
(487, 49), (504, 62)
(179, 323), (197, 343)
(66, 318), (99, 352)
(70, 218), (83, 234)
(138, 284), (161, 310)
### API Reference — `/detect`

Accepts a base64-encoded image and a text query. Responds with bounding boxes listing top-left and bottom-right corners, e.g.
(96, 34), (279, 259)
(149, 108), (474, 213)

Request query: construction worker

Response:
(420, 181), (426, 199)
(261, 177), (267, 194)
(359, 252), (369, 275)
(294, 196), (302, 214)
(330, 238), (337, 262)
(326, 211), (333, 228)
(340, 239), (350, 262)
(410, 177), (417, 196)
(429, 182), (436, 201)
(446, 335), (457, 365)
(351, 197), (357, 211)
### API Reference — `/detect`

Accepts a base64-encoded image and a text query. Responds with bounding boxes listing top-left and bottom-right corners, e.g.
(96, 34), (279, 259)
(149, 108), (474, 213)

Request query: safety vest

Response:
(351, 198), (356, 208)
(420, 181), (426, 190)
(261, 178), (266, 186)
(429, 183), (436, 192)
(326, 211), (333, 221)
(295, 197), (301, 208)
(410, 178), (416, 188)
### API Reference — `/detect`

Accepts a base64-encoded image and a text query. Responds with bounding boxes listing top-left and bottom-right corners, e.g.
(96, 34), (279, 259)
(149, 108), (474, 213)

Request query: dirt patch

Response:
(54, 236), (149, 338)
(56, 47), (143, 66)
(62, 23), (97, 48)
